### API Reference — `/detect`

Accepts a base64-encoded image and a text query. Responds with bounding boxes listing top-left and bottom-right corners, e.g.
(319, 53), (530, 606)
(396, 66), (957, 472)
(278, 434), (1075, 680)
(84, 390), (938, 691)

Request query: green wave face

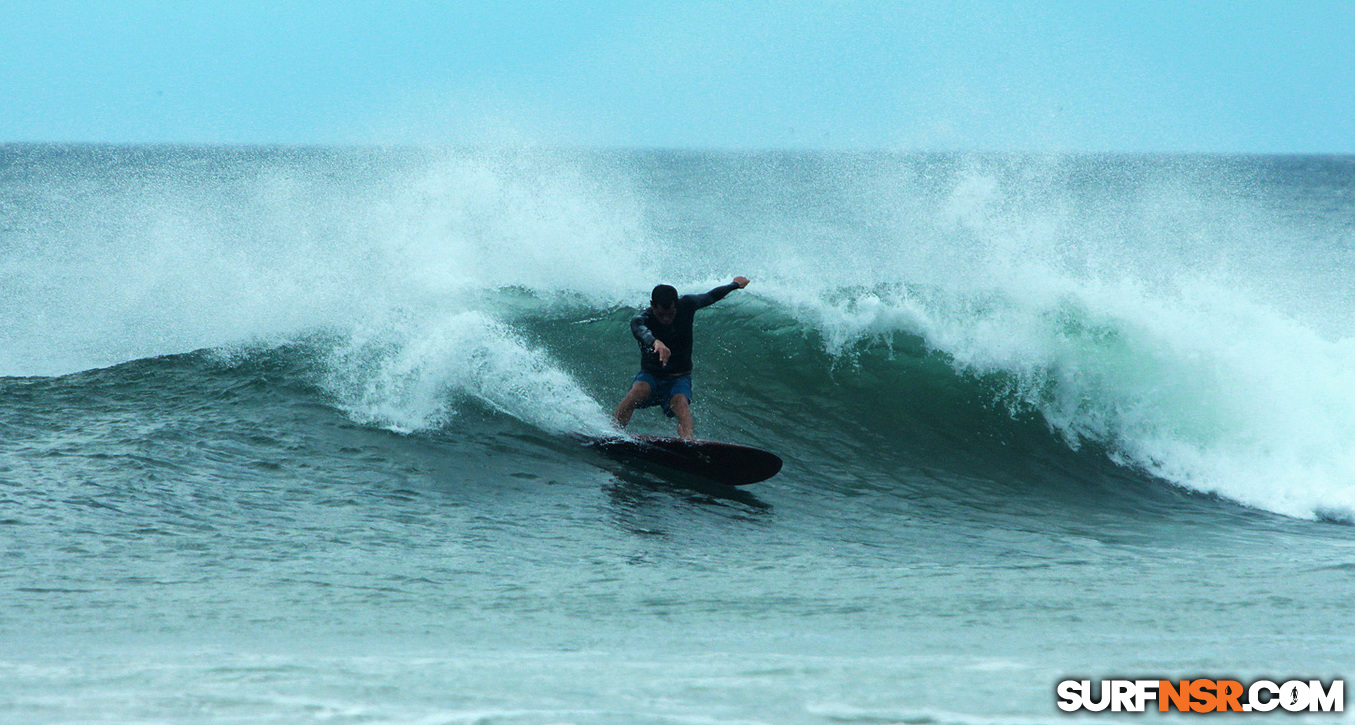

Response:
(4, 146), (1354, 521)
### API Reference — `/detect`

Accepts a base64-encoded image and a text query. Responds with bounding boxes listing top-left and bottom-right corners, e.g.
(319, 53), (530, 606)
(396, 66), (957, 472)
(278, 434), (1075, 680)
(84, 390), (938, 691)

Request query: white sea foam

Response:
(1, 147), (644, 437)
(763, 157), (1355, 520)
(322, 309), (616, 436)
(7, 148), (1354, 517)
(0, 147), (649, 378)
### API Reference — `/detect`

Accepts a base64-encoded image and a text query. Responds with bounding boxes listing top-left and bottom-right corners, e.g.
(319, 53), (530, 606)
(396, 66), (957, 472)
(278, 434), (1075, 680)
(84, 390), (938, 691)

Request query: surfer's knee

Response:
(669, 394), (690, 413)
(627, 381), (652, 401)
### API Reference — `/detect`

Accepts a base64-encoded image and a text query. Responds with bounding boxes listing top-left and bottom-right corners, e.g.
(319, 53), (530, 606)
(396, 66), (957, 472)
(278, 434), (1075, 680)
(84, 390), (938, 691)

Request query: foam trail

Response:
(322, 310), (617, 436)
(1, 146), (650, 440)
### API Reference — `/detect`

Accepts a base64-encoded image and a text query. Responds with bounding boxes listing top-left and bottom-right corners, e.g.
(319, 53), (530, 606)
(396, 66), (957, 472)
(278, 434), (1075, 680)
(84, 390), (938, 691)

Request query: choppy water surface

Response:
(1, 146), (1352, 723)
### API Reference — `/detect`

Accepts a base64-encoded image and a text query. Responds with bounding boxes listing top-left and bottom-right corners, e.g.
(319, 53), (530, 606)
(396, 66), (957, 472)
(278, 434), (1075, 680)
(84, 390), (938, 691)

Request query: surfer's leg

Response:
(613, 381), (652, 428)
(669, 394), (694, 440)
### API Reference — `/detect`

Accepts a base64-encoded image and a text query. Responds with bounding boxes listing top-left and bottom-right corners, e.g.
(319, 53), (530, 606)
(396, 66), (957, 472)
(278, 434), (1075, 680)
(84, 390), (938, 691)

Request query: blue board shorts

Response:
(633, 371), (693, 418)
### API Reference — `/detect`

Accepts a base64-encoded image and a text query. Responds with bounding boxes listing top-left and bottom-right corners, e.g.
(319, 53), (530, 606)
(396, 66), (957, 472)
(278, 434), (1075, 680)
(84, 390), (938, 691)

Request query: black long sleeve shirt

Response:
(630, 283), (740, 376)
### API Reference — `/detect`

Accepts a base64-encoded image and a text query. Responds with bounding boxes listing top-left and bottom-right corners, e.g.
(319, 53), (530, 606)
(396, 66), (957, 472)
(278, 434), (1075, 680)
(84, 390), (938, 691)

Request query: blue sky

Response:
(2, 1), (1352, 152)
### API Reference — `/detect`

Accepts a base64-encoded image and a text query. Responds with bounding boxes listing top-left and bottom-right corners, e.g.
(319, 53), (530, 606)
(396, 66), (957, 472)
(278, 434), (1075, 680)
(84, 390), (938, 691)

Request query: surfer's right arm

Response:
(631, 313), (671, 365)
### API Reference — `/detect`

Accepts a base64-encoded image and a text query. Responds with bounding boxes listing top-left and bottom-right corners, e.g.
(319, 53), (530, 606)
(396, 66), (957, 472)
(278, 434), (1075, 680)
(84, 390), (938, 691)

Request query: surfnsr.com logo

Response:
(1057, 679), (1344, 713)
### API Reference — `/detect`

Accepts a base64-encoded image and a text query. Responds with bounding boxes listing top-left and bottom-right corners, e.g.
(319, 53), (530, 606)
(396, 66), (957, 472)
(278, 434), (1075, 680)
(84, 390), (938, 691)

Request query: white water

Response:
(1, 148), (650, 440)
(5, 147), (1355, 519)
(763, 157), (1355, 520)
(0, 148), (650, 377)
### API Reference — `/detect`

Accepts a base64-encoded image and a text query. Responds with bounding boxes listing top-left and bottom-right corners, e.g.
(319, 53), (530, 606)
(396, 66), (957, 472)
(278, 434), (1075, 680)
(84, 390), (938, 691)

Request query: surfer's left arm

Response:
(690, 277), (749, 309)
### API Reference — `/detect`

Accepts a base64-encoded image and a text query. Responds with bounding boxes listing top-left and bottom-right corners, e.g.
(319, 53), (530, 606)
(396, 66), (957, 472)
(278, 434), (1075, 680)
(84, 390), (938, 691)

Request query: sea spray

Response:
(320, 309), (616, 436)
(742, 154), (1355, 520)
(766, 234), (1355, 520)
(0, 145), (651, 377)
(7, 146), (1355, 725)
(5, 145), (1354, 519)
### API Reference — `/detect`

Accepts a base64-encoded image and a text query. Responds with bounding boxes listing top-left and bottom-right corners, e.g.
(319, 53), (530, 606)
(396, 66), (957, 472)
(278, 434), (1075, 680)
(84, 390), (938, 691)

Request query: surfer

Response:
(613, 277), (750, 440)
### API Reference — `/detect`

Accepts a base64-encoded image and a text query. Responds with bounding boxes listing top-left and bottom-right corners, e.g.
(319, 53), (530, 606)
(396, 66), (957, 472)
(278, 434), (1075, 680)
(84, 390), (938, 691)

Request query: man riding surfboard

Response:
(612, 276), (750, 440)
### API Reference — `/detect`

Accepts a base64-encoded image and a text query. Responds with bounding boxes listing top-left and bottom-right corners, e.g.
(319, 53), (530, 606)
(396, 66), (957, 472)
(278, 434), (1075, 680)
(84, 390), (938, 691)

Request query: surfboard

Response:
(584, 435), (782, 486)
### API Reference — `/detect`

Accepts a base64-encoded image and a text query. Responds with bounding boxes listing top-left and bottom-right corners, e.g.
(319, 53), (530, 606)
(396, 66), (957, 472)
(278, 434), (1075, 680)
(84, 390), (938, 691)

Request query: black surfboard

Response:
(584, 435), (782, 486)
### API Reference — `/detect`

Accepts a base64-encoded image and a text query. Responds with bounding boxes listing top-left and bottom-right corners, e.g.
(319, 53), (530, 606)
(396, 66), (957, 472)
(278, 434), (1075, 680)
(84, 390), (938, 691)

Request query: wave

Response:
(4, 146), (1354, 521)
(769, 277), (1355, 521)
(11, 275), (1354, 524)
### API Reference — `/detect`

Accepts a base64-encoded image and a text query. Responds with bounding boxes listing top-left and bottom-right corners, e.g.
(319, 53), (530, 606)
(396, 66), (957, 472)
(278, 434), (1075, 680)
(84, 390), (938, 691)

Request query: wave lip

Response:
(6, 147), (1354, 521)
(779, 272), (1355, 521)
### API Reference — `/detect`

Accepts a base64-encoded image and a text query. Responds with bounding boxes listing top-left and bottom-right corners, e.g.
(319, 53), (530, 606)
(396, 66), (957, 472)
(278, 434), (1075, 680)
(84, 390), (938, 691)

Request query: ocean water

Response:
(1, 145), (1353, 723)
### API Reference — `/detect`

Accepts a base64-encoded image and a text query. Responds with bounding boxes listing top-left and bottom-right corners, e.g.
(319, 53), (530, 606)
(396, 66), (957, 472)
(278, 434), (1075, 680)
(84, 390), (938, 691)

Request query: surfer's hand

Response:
(733, 276), (749, 288)
(652, 340), (671, 366)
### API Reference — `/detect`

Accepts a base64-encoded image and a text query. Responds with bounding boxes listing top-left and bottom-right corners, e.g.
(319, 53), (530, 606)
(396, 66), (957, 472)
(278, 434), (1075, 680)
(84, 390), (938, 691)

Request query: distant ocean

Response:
(1, 145), (1351, 723)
